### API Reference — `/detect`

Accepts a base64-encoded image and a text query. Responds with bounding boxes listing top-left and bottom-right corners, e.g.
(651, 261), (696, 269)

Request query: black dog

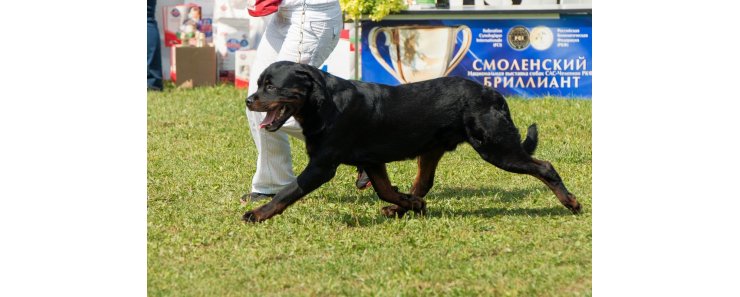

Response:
(243, 61), (581, 222)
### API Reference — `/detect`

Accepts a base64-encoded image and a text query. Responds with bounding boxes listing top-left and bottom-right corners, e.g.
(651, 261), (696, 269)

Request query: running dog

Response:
(243, 61), (581, 222)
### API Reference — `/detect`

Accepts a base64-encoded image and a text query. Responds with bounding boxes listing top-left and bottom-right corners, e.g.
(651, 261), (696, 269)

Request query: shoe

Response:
(240, 192), (275, 203)
(355, 169), (371, 190)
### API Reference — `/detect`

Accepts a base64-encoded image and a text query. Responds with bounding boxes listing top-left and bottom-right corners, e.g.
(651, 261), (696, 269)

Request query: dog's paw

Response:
(381, 205), (407, 218)
(410, 199), (427, 216)
(403, 194), (427, 215)
(568, 202), (582, 214)
(242, 210), (263, 223)
(565, 193), (582, 214)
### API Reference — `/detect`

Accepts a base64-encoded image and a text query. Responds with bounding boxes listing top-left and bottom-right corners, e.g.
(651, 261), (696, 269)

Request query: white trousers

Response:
(245, 2), (342, 194)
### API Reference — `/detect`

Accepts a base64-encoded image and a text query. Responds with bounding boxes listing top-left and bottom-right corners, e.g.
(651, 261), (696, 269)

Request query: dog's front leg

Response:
(243, 160), (338, 223)
(363, 163), (427, 218)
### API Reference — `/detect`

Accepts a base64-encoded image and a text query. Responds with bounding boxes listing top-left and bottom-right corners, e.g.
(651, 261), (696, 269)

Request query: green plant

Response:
(340, 0), (408, 21)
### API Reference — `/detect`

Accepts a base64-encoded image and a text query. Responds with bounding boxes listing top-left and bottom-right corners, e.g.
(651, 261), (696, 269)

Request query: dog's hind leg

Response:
(363, 163), (427, 218)
(476, 146), (581, 213)
(410, 148), (446, 198)
(466, 113), (581, 213)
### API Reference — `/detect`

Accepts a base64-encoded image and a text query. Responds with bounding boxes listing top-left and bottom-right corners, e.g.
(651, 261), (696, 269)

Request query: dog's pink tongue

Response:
(259, 110), (279, 129)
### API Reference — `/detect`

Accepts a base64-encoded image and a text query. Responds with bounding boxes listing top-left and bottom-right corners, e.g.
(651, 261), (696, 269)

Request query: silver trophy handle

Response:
(368, 27), (405, 83)
(444, 25), (472, 76)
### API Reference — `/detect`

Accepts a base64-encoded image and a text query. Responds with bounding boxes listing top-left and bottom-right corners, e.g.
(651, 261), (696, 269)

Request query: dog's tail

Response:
(522, 124), (538, 155)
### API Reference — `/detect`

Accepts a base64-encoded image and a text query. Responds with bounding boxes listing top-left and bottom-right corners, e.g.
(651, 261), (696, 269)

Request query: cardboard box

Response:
(173, 46), (217, 87)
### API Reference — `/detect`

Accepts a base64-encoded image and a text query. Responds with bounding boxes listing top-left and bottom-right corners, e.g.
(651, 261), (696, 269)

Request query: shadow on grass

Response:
(440, 206), (573, 218)
(427, 186), (543, 203)
(330, 186), (543, 205)
(338, 206), (573, 228)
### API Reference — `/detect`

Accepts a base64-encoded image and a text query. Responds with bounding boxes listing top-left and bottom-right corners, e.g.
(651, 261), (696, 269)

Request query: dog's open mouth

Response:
(259, 104), (295, 132)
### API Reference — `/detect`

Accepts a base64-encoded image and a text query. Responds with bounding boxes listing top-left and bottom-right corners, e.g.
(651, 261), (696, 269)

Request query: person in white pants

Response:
(243, 0), (369, 202)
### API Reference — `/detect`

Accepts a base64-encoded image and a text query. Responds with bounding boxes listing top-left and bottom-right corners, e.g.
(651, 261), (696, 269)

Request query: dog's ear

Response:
(292, 64), (335, 136)
(294, 64), (330, 106)
(256, 66), (267, 89)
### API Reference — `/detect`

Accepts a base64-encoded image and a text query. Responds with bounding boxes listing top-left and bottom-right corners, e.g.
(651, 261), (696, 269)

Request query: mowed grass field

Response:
(147, 84), (592, 296)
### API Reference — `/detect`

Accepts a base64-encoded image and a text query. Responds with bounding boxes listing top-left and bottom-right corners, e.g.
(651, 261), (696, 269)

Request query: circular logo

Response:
(507, 26), (530, 51)
(226, 38), (242, 52)
(530, 26), (554, 51)
(170, 8), (181, 17)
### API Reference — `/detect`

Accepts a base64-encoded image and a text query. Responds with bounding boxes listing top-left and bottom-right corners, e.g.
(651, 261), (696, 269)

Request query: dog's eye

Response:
(265, 85), (275, 92)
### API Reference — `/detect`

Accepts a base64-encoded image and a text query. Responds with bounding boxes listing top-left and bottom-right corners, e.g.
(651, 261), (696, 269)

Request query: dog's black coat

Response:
(244, 61), (580, 222)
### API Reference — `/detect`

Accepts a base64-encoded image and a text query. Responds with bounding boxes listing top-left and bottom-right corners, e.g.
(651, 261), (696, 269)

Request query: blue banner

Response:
(361, 15), (592, 98)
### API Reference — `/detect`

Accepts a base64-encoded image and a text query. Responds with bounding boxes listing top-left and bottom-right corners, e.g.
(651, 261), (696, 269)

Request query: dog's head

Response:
(246, 61), (326, 132)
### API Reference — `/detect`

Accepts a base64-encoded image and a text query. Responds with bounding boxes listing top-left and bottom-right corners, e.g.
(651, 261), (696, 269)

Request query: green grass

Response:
(147, 84), (592, 296)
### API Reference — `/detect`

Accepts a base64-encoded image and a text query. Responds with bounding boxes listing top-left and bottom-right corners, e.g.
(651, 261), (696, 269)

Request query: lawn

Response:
(147, 84), (592, 296)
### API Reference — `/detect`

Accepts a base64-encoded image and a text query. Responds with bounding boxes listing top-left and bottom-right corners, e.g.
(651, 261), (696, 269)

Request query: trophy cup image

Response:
(368, 25), (472, 84)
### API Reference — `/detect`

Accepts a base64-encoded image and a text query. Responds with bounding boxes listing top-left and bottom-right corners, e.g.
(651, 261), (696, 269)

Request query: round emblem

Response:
(171, 8), (181, 17)
(530, 26), (554, 51)
(226, 38), (242, 52)
(507, 26), (530, 51)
